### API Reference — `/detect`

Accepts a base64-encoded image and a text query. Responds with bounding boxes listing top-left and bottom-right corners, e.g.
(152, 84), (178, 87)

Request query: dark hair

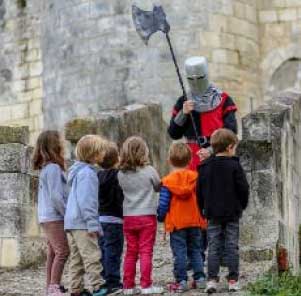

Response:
(119, 136), (150, 171)
(168, 142), (192, 168)
(210, 128), (238, 154)
(101, 141), (119, 169)
(32, 130), (65, 171)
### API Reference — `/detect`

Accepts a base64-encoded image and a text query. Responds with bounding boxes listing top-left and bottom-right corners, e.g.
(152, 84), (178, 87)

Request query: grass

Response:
(246, 273), (301, 296)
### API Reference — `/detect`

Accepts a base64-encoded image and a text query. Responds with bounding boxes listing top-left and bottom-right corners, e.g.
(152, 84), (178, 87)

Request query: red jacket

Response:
(168, 93), (238, 170)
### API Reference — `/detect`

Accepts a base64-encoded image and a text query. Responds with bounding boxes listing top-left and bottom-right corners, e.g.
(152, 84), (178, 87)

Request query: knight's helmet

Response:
(185, 56), (209, 96)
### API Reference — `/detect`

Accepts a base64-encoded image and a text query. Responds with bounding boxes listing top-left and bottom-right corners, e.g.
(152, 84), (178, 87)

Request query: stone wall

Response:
(0, 0), (44, 144)
(0, 126), (45, 269)
(65, 103), (170, 175)
(258, 0), (301, 99)
(239, 91), (301, 273)
(40, 0), (260, 130)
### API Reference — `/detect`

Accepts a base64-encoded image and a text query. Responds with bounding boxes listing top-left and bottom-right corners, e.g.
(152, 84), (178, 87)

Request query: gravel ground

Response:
(0, 228), (263, 296)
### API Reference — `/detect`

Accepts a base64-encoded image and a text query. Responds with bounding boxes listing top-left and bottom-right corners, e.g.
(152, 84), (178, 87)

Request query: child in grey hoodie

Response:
(33, 130), (69, 296)
(64, 135), (108, 296)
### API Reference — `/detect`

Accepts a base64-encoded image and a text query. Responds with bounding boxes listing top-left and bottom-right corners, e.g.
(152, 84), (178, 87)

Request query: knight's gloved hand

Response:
(197, 148), (212, 162)
(183, 100), (194, 114)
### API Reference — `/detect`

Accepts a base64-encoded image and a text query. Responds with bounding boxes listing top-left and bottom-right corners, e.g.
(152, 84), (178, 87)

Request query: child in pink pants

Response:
(118, 136), (164, 295)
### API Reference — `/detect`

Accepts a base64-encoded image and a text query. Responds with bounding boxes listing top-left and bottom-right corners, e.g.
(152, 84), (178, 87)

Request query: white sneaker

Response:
(228, 280), (240, 292)
(123, 288), (140, 295)
(141, 286), (164, 294)
(47, 284), (64, 296)
(205, 280), (217, 294)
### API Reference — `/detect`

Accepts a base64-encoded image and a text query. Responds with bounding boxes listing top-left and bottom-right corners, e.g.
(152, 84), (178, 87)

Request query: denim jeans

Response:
(170, 227), (205, 282)
(98, 223), (124, 287)
(207, 220), (239, 281)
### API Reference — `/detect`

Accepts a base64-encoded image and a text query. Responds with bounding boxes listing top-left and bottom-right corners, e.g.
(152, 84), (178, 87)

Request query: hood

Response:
(162, 170), (198, 198)
(67, 161), (91, 186)
(98, 169), (118, 187)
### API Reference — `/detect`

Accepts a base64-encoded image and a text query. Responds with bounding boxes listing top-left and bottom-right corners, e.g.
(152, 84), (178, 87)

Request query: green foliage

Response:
(247, 273), (301, 296)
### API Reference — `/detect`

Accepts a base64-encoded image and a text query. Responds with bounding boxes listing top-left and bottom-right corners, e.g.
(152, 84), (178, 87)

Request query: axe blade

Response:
(132, 4), (170, 45)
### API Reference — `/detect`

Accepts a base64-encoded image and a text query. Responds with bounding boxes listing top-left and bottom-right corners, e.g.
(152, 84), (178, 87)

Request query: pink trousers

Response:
(123, 215), (157, 289)
(42, 221), (70, 287)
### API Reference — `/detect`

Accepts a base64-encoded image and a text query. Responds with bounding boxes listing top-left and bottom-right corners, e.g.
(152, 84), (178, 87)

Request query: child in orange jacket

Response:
(157, 142), (207, 293)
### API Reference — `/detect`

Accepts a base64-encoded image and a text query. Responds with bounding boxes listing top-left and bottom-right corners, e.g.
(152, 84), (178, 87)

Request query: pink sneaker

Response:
(48, 284), (64, 296)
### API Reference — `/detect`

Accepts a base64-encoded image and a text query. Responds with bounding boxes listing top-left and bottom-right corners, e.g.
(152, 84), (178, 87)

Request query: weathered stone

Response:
(0, 173), (31, 204)
(241, 91), (301, 274)
(65, 103), (170, 175)
(241, 248), (274, 263)
(0, 143), (31, 173)
(0, 126), (29, 144)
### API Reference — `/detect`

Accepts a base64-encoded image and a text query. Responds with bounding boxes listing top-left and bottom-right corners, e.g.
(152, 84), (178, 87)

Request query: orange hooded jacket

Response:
(161, 169), (207, 233)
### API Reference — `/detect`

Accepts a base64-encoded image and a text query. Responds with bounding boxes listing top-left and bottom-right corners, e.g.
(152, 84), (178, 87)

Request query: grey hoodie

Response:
(38, 163), (67, 223)
(64, 161), (101, 233)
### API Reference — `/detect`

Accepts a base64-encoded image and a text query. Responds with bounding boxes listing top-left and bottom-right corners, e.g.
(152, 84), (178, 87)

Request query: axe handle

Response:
(165, 33), (203, 148)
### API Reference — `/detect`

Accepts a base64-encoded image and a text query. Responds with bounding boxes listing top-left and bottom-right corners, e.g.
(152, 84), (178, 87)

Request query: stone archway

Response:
(269, 58), (301, 94)
(261, 44), (301, 99)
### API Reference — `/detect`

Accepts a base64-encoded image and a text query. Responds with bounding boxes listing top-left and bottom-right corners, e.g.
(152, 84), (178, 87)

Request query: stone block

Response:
(212, 49), (239, 65)
(0, 143), (31, 173)
(29, 61), (43, 77)
(234, 2), (245, 19)
(29, 99), (42, 116)
(65, 103), (170, 175)
(0, 126), (29, 144)
(0, 173), (31, 204)
(0, 205), (21, 237)
(278, 8), (297, 22)
(259, 10), (278, 23)
(0, 238), (19, 268)
(10, 103), (29, 120)
(18, 237), (46, 268)
(241, 248), (274, 263)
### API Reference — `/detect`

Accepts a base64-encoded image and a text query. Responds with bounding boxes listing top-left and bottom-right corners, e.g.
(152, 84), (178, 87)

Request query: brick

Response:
(259, 10), (278, 23)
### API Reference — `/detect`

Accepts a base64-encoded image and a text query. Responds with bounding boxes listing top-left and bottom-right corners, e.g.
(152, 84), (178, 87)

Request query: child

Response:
(118, 136), (164, 295)
(33, 130), (69, 296)
(64, 135), (108, 296)
(157, 142), (207, 293)
(197, 128), (249, 293)
(98, 141), (124, 295)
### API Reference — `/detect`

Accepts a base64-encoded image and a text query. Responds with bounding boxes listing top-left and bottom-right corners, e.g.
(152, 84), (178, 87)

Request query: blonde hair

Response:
(101, 141), (119, 169)
(168, 142), (192, 168)
(75, 135), (107, 164)
(119, 136), (150, 171)
(210, 128), (238, 154)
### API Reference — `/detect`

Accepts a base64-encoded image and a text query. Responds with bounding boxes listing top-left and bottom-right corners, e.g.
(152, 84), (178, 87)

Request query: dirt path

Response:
(0, 228), (263, 296)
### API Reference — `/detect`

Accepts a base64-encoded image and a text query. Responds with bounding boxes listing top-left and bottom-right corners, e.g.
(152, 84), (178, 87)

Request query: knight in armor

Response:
(168, 56), (238, 170)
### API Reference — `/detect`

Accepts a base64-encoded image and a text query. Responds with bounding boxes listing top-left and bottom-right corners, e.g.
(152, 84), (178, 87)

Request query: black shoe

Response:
(80, 290), (92, 296)
(60, 285), (68, 293)
(106, 286), (123, 296)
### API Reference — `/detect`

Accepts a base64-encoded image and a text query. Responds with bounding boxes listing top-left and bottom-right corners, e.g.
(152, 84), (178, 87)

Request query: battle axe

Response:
(132, 5), (203, 148)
